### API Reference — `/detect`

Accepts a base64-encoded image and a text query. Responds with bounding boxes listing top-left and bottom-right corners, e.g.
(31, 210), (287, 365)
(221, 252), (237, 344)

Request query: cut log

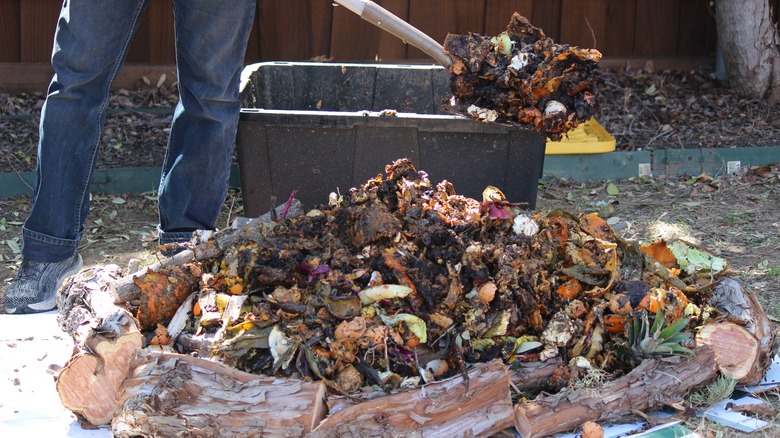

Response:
(175, 331), (217, 357)
(514, 347), (719, 438)
(56, 265), (144, 425)
(510, 357), (570, 394)
(111, 350), (327, 437)
(311, 359), (514, 437)
(56, 334), (142, 426)
(110, 199), (302, 303)
(695, 322), (762, 384)
(705, 277), (776, 385)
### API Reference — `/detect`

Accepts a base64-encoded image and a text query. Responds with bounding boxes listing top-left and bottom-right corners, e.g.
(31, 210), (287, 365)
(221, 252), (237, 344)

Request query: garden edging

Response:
(1, 146), (779, 198)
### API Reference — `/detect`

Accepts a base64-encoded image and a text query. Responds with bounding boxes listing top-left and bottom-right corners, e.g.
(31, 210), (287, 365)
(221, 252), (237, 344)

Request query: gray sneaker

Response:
(3, 253), (83, 314)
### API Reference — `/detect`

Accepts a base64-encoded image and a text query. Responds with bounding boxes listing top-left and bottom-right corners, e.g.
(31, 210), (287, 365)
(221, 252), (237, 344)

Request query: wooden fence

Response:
(1, 0), (779, 90)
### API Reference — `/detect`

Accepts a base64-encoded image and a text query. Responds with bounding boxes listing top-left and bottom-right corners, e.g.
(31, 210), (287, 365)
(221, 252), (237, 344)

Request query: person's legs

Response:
(4, 0), (150, 314)
(157, 0), (256, 244)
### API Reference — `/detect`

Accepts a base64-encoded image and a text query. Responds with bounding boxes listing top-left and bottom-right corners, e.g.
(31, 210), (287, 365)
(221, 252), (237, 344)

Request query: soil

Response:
(1, 70), (779, 312)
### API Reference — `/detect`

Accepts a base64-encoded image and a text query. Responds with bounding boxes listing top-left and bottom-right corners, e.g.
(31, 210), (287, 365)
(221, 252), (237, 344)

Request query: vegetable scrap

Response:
(444, 12), (601, 140)
(135, 158), (742, 397)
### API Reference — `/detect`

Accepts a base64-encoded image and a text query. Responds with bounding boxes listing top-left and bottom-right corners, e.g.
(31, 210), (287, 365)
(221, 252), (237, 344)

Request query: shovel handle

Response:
(334, 0), (452, 68)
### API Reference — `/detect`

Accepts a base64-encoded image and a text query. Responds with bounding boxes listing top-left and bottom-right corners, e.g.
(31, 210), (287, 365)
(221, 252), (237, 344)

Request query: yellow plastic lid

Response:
(545, 118), (616, 154)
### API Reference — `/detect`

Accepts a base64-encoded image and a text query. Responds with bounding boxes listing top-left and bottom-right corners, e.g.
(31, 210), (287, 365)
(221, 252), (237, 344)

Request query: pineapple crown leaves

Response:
(625, 308), (694, 362)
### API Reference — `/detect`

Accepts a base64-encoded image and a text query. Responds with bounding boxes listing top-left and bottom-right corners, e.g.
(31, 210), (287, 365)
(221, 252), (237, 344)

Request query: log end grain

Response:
(56, 331), (143, 425)
(696, 322), (761, 383)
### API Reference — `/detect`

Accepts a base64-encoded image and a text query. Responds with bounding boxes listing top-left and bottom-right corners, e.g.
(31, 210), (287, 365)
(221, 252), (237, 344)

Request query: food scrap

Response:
(444, 12), (601, 140)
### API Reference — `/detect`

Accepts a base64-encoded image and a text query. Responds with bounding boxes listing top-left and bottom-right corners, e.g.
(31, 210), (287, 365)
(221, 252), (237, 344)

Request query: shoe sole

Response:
(7, 255), (83, 314)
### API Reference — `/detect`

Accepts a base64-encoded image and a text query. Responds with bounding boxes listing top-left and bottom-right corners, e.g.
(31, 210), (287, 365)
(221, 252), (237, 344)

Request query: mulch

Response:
(1, 65), (779, 175)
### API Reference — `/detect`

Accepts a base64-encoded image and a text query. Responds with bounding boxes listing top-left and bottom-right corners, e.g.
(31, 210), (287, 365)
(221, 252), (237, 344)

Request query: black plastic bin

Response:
(236, 61), (545, 215)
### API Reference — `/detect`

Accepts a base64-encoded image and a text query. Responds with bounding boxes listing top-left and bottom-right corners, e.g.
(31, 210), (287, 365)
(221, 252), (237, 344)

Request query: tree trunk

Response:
(716, 0), (780, 104)
(311, 359), (515, 437)
(112, 350), (327, 437)
(513, 348), (719, 438)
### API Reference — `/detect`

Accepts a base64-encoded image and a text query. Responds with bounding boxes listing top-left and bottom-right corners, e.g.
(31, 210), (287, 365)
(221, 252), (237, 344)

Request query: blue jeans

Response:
(21, 0), (257, 262)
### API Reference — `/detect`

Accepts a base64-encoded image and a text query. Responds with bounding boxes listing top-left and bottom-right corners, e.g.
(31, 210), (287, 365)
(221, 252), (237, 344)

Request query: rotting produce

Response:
(444, 12), (601, 140)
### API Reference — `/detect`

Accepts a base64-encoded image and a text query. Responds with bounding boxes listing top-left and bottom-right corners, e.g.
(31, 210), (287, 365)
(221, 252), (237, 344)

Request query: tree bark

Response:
(513, 348), (719, 438)
(715, 0), (780, 103)
(111, 199), (302, 302)
(56, 265), (145, 425)
(510, 357), (570, 394)
(311, 359), (515, 437)
(111, 350), (327, 437)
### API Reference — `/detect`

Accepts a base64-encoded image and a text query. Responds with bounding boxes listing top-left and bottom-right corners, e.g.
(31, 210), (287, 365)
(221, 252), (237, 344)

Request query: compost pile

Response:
(54, 158), (775, 435)
(444, 12), (601, 140)
(140, 158), (729, 391)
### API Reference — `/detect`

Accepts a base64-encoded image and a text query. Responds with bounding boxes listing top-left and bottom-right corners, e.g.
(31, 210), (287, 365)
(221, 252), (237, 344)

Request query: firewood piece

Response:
(514, 348), (718, 438)
(175, 331), (217, 357)
(510, 357), (570, 394)
(165, 292), (196, 345)
(695, 322), (763, 384)
(56, 266), (144, 425)
(112, 350), (327, 437)
(57, 330), (143, 425)
(707, 277), (775, 385)
(110, 200), (302, 303)
(311, 359), (514, 437)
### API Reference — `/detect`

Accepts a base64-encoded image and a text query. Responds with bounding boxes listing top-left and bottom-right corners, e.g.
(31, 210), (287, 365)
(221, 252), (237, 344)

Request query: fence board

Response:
(602, 0), (636, 57)
(145, 0), (175, 64)
(19, 1), (58, 62)
(705, 6), (717, 54)
(531, 0), (562, 41)
(677, 0), (715, 56)
(245, 5), (263, 63)
(0, 0), (20, 62)
(560, 0), (607, 49)
(330, 2), (382, 61)
(126, 8), (152, 64)
(310, 0), (335, 60)
(634, 0), (679, 56)
(408, 0), (487, 60)
(374, 0), (411, 61)
(774, 0), (780, 23)
(485, 0), (534, 34)
(256, 0), (322, 61)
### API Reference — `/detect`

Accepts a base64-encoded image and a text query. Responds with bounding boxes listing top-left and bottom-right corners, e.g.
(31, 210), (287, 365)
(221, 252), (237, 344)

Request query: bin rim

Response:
(240, 61), (448, 92)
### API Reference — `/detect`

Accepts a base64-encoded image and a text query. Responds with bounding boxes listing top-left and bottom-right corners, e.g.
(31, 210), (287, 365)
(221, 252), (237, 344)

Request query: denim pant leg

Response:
(22, 0), (149, 262)
(157, 0), (257, 244)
